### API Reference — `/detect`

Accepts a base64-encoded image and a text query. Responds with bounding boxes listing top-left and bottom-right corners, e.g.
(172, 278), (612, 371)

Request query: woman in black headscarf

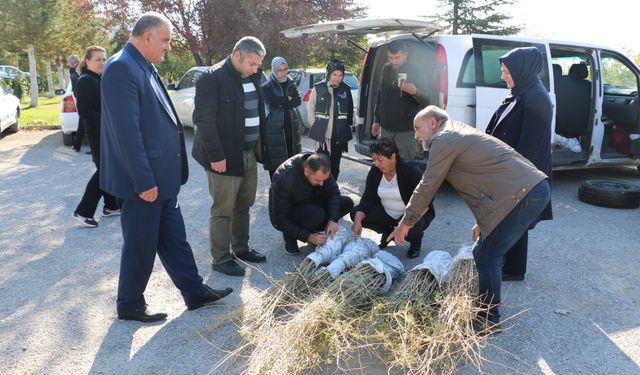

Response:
(484, 47), (553, 281)
(262, 56), (302, 180)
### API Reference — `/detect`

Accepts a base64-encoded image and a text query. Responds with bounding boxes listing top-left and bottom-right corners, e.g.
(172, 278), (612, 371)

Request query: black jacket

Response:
(269, 153), (341, 241)
(374, 60), (430, 132)
(192, 57), (268, 177)
(262, 76), (301, 170)
(310, 81), (353, 144)
(70, 66), (80, 92)
(357, 157), (435, 218)
(75, 69), (102, 164)
(485, 47), (553, 222)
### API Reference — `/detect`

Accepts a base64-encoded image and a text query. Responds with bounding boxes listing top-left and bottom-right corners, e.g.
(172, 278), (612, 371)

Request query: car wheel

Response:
(62, 132), (74, 146)
(8, 110), (19, 133)
(578, 179), (640, 208)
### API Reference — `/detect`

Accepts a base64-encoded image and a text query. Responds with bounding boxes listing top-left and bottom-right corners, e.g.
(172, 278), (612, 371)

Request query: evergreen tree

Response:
(435, 0), (521, 35)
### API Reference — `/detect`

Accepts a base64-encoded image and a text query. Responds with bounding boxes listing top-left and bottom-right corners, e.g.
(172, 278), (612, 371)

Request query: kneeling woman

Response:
(350, 138), (435, 258)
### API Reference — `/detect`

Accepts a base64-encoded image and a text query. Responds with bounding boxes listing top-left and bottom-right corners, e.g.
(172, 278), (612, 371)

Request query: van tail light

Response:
(62, 95), (77, 113)
(303, 89), (312, 102)
(433, 43), (448, 109)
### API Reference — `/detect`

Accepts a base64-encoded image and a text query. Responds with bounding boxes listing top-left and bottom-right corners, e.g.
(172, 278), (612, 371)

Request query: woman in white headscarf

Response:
(262, 56), (302, 180)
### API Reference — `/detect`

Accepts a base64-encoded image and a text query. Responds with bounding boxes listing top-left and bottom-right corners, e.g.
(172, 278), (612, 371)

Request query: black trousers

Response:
(284, 195), (354, 243)
(73, 118), (85, 150)
(350, 202), (435, 247)
(502, 231), (528, 276)
(317, 139), (346, 181)
(74, 122), (118, 218)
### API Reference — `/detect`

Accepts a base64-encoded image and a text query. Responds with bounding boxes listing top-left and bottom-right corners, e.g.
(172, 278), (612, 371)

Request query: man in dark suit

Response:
(100, 12), (232, 323)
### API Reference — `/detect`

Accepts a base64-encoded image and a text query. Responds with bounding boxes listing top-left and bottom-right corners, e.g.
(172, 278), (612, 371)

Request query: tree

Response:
(434, 0), (521, 35)
(95, 0), (363, 69)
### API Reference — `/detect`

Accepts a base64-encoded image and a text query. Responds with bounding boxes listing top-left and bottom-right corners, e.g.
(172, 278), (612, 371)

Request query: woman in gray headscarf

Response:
(262, 56), (302, 180)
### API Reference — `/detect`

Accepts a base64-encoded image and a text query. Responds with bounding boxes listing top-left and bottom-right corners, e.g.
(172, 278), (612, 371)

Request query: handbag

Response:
(308, 117), (328, 142)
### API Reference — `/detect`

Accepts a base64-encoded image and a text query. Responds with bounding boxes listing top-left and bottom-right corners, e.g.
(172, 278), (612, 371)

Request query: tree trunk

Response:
(28, 44), (38, 107)
(46, 59), (55, 98)
(56, 61), (66, 90)
(452, 0), (460, 35)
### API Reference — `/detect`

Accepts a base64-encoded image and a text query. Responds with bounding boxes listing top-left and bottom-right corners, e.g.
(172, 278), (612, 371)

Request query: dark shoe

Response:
(233, 249), (266, 263)
(72, 146), (81, 152)
(118, 306), (167, 322)
(407, 244), (421, 259)
(212, 260), (245, 276)
(502, 273), (525, 281)
(73, 213), (98, 228)
(101, 208), (121, 217)
(187, 285), (233, 311)
(84, 151), (92, 155)
(285, 238), (300, 255)
(379, 231), (392, 249)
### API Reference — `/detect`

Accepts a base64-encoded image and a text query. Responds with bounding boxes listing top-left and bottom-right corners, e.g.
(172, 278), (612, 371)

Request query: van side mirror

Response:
(166, 83), (176, 90)
(55, 88), (66, 95)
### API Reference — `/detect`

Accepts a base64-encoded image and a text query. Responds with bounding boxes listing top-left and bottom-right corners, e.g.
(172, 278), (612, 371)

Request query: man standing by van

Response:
(371, 40), (430, 160)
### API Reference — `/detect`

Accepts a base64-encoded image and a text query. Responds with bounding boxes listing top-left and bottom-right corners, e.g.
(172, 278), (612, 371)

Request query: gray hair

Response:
(415, 105), (450, 125)
(67, 54), (79, 64)
(233, 36), (266, 58)
(131, 11), (171, 37)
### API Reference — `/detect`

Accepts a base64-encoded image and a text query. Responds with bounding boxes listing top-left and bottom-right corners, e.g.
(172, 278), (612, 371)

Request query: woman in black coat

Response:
(350, 138), (435, 258)
(485, 46), (553, 280)
(72, 46), (119, 228)
(262, 56), (302, 180)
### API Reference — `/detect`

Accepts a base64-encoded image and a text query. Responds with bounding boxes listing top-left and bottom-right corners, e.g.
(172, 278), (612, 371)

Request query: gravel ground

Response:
(1, 129), (639, 375)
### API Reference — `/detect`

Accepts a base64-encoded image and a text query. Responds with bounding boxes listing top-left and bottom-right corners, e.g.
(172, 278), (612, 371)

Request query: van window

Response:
(457, 49), (475, 88)
(601, 53), (638, 95)
(473, 39), (550, 91)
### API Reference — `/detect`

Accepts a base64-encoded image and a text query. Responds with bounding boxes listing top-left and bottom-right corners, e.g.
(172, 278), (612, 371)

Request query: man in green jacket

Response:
(390, 105), (551, 331)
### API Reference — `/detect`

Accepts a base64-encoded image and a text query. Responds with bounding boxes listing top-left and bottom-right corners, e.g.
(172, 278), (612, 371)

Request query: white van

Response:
(282, 18), (640, 171)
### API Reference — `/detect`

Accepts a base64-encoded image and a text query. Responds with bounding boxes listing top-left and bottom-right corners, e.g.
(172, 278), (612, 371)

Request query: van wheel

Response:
(63, 133), (74, 146)
(578, 179), (640, 208)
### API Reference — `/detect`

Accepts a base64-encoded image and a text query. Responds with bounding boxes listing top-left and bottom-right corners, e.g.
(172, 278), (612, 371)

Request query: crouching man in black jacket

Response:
(269, 152), (354, 255)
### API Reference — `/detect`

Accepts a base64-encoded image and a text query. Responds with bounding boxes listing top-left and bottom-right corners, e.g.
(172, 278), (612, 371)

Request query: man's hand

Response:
(371, 122), (381, 137)
(211, 159), (227, 173)
(388, 221), (410, 246)
(325, 220), (339, 238)
(139, 186), (158, 202)
(471, 223), (481, 241)
(400, 83), (417, 96)
(308, 232), (328, 246)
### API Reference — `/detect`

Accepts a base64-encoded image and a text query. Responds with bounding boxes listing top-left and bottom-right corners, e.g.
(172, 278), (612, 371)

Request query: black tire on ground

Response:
(62, 132), (74, 146)
(578, 179), (640, 208)
(9, 117), (19, 133)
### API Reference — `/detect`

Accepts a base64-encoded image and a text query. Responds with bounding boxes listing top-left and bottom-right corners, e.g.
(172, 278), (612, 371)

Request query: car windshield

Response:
(343, 73), (359, 89)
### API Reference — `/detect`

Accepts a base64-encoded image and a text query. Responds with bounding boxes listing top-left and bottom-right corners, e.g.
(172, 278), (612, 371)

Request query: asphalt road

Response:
(1, 129), (639, 374)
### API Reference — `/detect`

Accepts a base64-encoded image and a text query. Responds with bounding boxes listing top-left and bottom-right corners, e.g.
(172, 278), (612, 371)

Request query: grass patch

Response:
(19, 95), (62, 128)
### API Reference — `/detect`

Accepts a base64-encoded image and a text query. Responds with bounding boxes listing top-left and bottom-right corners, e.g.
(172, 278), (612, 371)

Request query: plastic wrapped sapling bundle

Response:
(310, 237), (379, 290)
(366, 251), (454, 374)
(426, 245), (486, 375)
(241, 226), (351, 336)
(246, 251), (404, 375)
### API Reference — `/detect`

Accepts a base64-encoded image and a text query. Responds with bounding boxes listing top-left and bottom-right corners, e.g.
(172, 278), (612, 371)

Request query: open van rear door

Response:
(472, 35), (552, 132)
(281, 18), (440, 39)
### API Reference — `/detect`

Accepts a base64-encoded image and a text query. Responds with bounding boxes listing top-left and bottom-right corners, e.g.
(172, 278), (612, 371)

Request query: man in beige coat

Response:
(390, 105), (551, 331)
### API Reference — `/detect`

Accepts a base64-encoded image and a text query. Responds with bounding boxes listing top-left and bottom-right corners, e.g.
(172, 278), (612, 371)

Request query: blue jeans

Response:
(472, 180), (551, 323)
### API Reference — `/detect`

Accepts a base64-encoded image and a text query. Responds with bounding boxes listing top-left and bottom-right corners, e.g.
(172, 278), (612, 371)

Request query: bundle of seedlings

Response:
(365, 251), (453, 373)
(309, 237), (380, 291)
(240, 227), (352, 336)
(422, 245), (486, 374)
(245, 251), (404, 375)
